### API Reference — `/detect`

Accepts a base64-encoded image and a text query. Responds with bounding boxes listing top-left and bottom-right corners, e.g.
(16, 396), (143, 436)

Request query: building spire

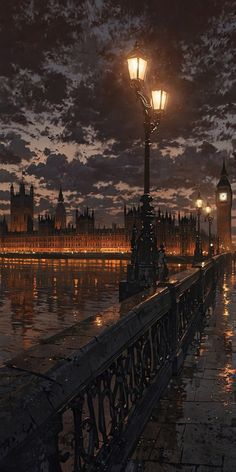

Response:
(19, 181), (25, 195)
(221, 157), (227, 176)
(58, 186), (64, 202)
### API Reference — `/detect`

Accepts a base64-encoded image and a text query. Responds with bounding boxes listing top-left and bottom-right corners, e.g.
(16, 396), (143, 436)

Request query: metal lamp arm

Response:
(131, 80), (152, 109)
(131, 81), (161, 134)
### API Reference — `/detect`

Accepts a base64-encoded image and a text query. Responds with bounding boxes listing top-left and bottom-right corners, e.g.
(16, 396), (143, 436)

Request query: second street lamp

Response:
(194, 191), (203, 262)
(121, 42), (168, 298)
(205, 202), (214, 257)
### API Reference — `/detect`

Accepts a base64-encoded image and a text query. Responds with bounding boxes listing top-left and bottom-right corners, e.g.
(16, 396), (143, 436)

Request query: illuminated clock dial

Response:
(219, 192), (227, 201)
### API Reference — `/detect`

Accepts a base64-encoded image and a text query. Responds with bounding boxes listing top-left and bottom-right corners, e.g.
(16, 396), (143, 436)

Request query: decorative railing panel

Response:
(57, 308), (174, 472)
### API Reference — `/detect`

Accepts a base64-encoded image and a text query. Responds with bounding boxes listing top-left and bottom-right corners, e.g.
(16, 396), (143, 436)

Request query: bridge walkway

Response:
(129, 265), (236, 472)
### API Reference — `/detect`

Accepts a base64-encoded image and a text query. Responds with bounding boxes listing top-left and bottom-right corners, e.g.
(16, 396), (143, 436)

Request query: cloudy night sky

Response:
(0, 0), (235, 239)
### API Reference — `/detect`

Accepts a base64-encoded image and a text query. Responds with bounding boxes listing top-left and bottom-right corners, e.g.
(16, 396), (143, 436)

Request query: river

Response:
(0, 258), (187, 364)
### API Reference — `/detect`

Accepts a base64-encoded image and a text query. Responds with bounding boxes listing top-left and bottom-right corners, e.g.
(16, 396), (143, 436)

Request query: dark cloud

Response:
(27, 153), (68, 182)
(0, 145), (21, 165)
(0, 170), (16, 183)
(0, 190), (11, 200)
(0, 133), (35, 164)
(44, 147), (52, 156)
(0, 203), (9, 212)
(27, 149), (144, 194)
(0, 1), (87, 76)
(35, 197), (55, 215)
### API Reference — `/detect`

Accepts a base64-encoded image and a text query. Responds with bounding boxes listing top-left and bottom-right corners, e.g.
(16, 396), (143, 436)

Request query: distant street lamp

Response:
(205, 202), (214, 257)
(194, 191), (203, 262)
(123, 42), (168, 293)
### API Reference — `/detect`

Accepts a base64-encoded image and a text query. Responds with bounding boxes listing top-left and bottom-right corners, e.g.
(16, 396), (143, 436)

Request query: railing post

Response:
(170, 286), (182, 375)
(199, 266), (205, 317)
(160, 282), (180, 375)
(192, 263), (205, 317)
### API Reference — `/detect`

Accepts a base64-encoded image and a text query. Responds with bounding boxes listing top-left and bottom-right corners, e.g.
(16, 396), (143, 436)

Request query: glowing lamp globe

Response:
(205, 202), (212, 215)
(127, 42), (148, 81)
(196, 192), (203, 209)
(151, 90), (168, 111)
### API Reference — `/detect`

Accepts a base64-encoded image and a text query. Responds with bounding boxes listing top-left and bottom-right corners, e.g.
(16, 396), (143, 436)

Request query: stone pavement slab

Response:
(131, 268), (236, 471)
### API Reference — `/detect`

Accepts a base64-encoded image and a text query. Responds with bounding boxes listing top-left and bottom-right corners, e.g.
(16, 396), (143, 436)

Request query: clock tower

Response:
(216, 159), (232, 251)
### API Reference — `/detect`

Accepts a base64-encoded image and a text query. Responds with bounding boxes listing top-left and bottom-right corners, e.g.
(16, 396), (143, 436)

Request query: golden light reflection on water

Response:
(0, 259), (188, 364)
(95, 315), (103, 327)
(0, 258), (128, 364)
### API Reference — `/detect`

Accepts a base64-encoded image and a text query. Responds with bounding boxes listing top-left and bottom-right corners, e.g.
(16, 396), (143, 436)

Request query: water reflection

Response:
(0, 258), (127, 364)
(0, 258), (187, 364)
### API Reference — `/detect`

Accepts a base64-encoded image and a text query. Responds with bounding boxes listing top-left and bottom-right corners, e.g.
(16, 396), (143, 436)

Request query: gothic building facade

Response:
(124, 206), (196, 255)
(10, 182), (34, 233)
(0, 184), (199, 255)
(0, 163), (232, 255)
(76, 208), (94, 234)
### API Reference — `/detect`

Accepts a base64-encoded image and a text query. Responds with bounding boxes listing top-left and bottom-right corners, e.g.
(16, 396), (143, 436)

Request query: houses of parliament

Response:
(0, 161), (232, 255)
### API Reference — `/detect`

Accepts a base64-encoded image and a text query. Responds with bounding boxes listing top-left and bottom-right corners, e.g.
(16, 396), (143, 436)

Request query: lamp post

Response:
(194, 191), (203, 262)
(205, 202), (214, 257)
(124, 42), (168, 293)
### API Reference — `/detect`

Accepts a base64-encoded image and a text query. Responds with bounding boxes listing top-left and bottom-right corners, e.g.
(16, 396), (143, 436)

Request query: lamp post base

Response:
(119, 193), (160, 301)
(130, 195), (158, 278)
(119, 268), (156, 301)
(119, 279), (146, 302)
(127, 261), (157, 287)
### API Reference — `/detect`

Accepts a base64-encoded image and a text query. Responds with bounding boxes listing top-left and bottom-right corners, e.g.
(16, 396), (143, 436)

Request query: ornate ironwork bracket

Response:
(130, 80), (162, 136)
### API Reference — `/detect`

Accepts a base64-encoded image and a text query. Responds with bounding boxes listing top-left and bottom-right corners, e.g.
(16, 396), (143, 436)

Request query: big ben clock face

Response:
(219, 192), (227, 202)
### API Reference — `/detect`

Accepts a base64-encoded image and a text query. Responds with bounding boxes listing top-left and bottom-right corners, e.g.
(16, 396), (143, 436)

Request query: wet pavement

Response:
(130, 265), (236, 471)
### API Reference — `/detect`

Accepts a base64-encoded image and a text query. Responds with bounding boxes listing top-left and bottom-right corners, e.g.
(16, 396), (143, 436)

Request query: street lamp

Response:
(205, 202), (214, 257)
(122, 42), (168, 295)
(194, 191), (203, 262)
(127, 43), (148, 81)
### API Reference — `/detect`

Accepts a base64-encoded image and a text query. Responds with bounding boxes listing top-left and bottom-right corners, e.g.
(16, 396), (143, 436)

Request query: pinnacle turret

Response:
(58, 186), (64, 202)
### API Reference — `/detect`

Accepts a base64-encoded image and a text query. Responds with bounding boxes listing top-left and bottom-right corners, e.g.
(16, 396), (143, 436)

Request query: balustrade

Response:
(0, 254), (228, 472)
